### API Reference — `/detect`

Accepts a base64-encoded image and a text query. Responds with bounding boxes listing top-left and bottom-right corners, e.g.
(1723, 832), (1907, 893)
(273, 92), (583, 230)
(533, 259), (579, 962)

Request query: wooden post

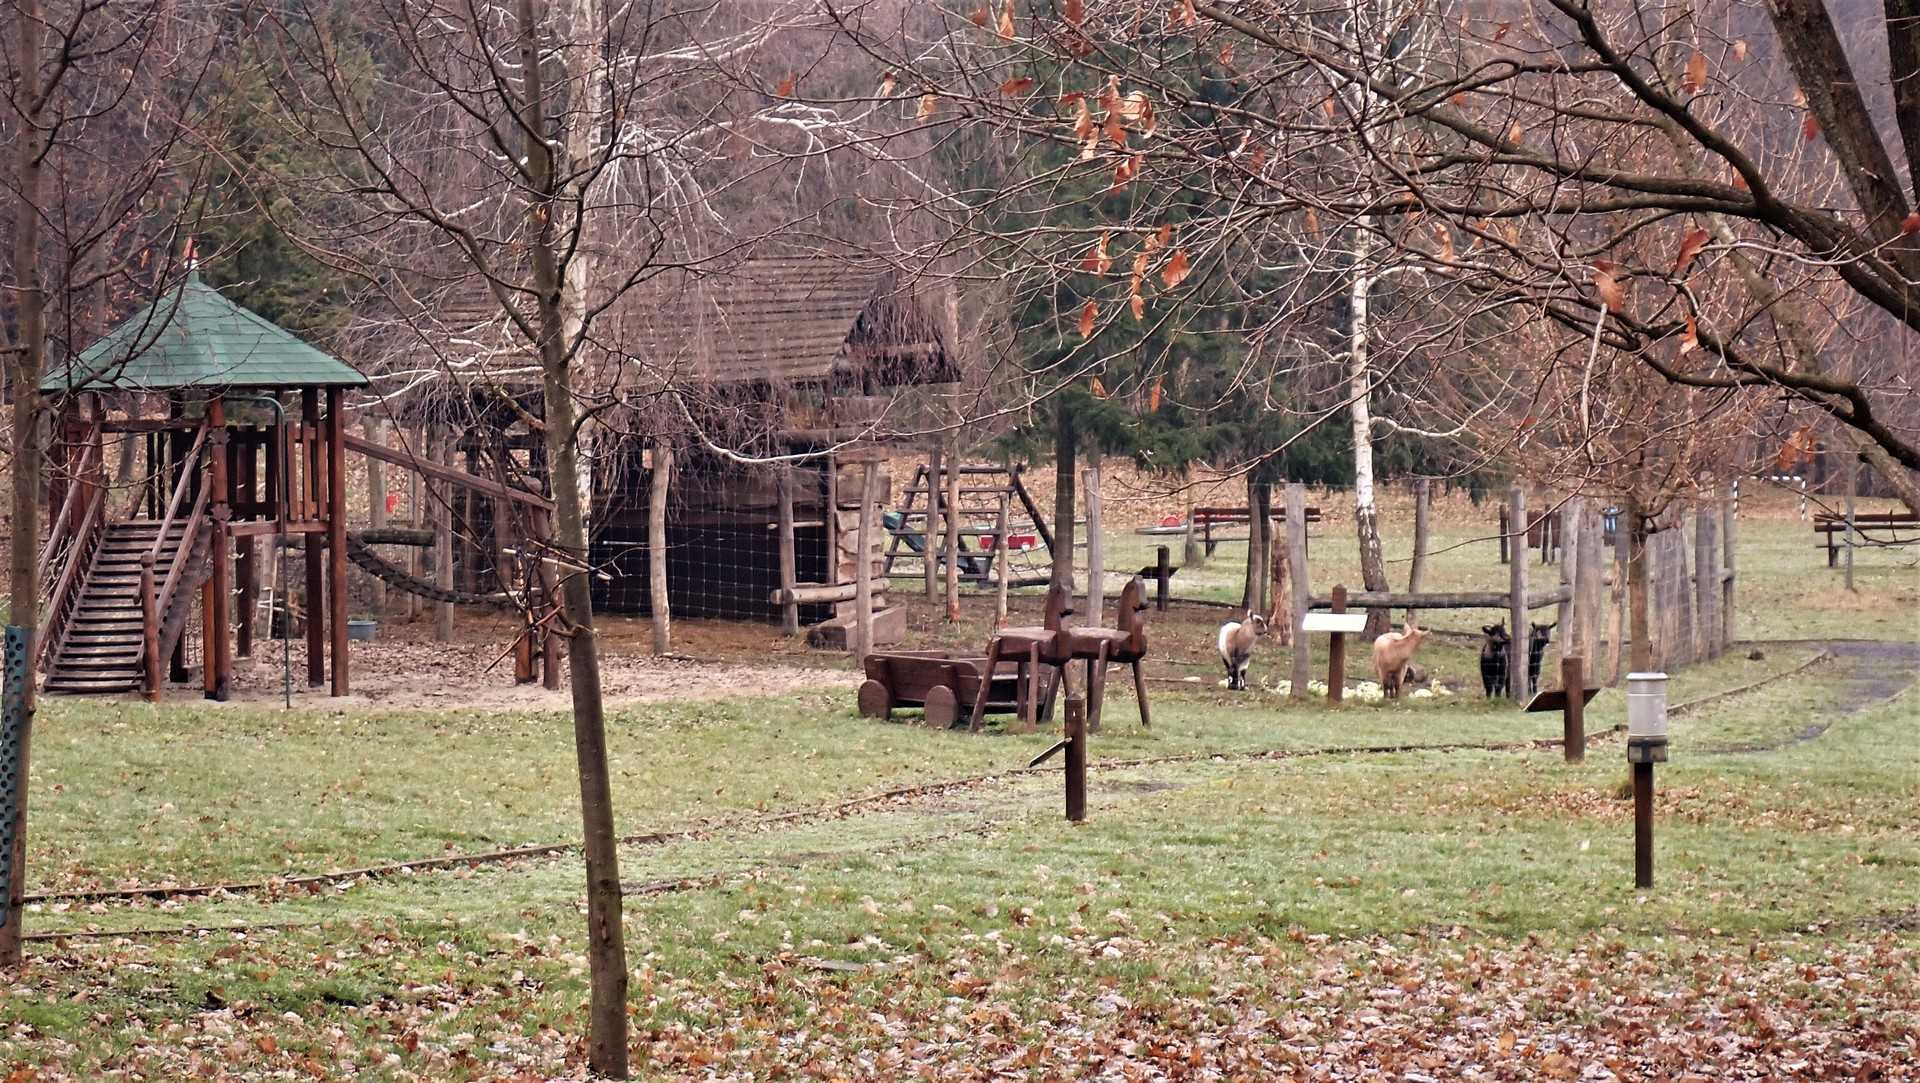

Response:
(994, 486), (1010, 627)
(1407, 479), (1430, 626)
(944, 439), (961, 620)
(1064, 695), (1087, 823)
(1154, 545), (1170, 611)
(1498, 503), (1510, 564)
(1327, 584), (1347, 705)
(208, 396), (233, 701)
(1561, 655), (1585, 763)
(1608, 502), (1630, 685)
(1084, 462), (1104, 625)
(1182, 499), (1203, 567)
(924, 448), (940, 600)
(302, 392), (325, 687)
(1557, 497), (1581, 680)
(1507, 486), (1529, 702)
(1286, 483), (1311, 700)
(1695, 502), (1717, 659)
(326, 388), (349, 697)
(1577, 503), (1604, 670)
(364, 416), (388, 614)
(1634, 761), (1655, 888)
(776, 466), (799, 635)
(235, 446), (256, 661)
(538, 510), (563, 691)
(406, 432), (422, 623)
(853, 460), (878, 658)
(1721, 498), (1737, 650)
(1843, 454), (1858, 591)
(649, 443), (673, 656)
(140, 556), (159, 702)
(430, 421), (453, 643)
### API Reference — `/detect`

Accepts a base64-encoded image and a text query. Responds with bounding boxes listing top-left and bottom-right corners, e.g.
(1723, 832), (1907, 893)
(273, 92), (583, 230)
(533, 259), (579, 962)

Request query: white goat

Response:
(1217, 612), (1268, 691)
(1371, 619), (1431, 700)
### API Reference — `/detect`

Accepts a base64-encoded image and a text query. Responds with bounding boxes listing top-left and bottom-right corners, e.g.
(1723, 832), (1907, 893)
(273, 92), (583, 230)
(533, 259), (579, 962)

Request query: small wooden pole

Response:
(1182, 499), (1203, 567)
(1498, 504), (1510, 564)
(364, 416), (388, 615)
(209, 396), (232, 701)
(1064, 695), (1087, 823)
(649, 443), (673, 656)
(1843, 455), (1858, 591)
(1507, 486), (1529, 702)
(1561, 655), (1585, 763)
(1577, 503), (1604, 670)
(1695, 501), (1718, 657)
(1557, 497), (1581, 678)
(1084, 462), (1104, 625)
(1407, 479), (1430, 626)
(994, 486), (1010, 627)
(1721, 497), (1737, 650)
(1633, 761), (1655, 888)
(1154, 545), (1170, 611)
(326, 388), (348, 697)
(853, 460), (878, 657)
(776, 465), (799, 635)
(431, 422), (453, 643)
(302, 392), (325, 687)
(924, 445), (940, 601)
(140, 556), (159, 702)
(1326, 584), (1347, 705)
(944, 439), (961, 620)
(1286, 483), (1311, 700)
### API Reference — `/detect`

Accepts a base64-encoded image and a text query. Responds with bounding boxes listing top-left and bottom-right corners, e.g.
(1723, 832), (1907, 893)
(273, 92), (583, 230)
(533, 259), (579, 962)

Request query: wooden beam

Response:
(1508, 486), (1530, 703)
(207, 396), (232, 702)
(854, 461), (878, 657)
(343, 431), (553, 511)
(1286, 483), (1311, 700)
(303, 391), (326, 688)
(327, 388), (349, 697)
(776, 467), (799, 634)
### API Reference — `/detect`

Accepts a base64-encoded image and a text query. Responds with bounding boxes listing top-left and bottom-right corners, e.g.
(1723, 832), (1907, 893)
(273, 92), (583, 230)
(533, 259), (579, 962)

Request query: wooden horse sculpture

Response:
(1061, 576), (1151, 731)
(968, 582), (1073, 732)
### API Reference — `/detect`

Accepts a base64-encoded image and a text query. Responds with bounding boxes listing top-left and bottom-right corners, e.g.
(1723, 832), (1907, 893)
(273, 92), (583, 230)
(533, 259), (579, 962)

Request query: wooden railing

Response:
(37, 426), (102, 590)
(139, 420), (210, 699)
(37, 479), (107, 673)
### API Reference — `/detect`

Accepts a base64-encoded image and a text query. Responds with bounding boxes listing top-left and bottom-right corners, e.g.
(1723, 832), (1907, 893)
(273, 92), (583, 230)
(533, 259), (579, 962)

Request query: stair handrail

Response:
(143, 465), (211, 689)
(38, 425), (103, 588)
(146, 419), (211, 568)
(36, 478), (107, 672)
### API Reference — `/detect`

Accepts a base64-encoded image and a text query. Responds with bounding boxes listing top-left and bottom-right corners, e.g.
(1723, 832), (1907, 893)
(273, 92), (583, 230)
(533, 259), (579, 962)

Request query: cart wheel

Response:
(857, 679), (892, 720)
(922, 685), (959, 729)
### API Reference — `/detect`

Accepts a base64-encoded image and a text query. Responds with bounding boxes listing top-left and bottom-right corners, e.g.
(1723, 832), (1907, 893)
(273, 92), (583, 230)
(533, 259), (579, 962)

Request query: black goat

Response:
(1527, 622), (1556, 692)
(1479, 623), (1511, 698)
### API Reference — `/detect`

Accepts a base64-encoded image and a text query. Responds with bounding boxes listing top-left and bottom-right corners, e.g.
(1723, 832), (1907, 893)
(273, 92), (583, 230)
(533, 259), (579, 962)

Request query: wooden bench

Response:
(1814, 512), (1920, 566)
(1192, 505), (1321, 556)
(858, 650), (1025, 728)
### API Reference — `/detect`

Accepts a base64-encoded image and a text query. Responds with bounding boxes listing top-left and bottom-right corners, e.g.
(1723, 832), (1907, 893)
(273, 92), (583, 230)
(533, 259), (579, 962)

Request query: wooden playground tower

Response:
(37, 272), (556, 700)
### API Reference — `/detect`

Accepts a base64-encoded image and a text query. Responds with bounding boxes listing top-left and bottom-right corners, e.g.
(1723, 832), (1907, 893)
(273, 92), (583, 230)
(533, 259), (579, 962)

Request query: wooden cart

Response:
(858, 650), (1028, 728)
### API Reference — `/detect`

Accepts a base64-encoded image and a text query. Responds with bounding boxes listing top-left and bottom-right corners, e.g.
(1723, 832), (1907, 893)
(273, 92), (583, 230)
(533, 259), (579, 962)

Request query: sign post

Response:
(1301, 601), (1367, 702)
(1626, 672), (1670, 889)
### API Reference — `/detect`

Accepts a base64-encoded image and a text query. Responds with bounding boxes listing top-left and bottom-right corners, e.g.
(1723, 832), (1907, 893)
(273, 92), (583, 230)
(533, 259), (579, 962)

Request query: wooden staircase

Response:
(43, 520), (199, 696)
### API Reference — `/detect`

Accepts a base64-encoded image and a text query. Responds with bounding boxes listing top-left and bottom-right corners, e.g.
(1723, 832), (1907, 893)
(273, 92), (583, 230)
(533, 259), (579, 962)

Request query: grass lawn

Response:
(1, 495), (1915, 1078)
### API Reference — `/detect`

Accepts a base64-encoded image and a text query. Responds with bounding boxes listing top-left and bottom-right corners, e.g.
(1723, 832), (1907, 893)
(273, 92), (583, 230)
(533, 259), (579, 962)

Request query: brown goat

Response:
(1370, 619), (1430, 700)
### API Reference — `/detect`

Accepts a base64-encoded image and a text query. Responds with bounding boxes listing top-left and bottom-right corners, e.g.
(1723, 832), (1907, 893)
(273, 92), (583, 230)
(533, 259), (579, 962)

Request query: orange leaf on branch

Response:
(917, 94), (939, 120)
(1682, 51), (1708, 93)
(1903, 213), (1920, 235)
(998, 75), (1036, 96)
(998, 1), (1017, 39)
(1802, 113), (1820, 140)
(1672, 227), (1709, 276)
(1080, 232), (1113, 275)
(1679, 313), (1699, 355)
(1078, 300), (1098, 339)
(1218, 42), (1235, 65)
(970, 5), (989, 27)
(775, 72), (797, 97)
(1591, 260), (1626, 313)
(1108, 153), (1142, 193)
(1089, 376), (1108, 397)
(1064, 0), (1085, 26)
(1160, 248), (1191, 289)
(1776, 424), (1814, 471)
(1148, 375), (1164, 412)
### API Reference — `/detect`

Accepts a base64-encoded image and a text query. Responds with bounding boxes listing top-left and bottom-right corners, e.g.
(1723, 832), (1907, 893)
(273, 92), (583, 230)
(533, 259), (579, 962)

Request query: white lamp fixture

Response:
(1626, 672), (1670, 742)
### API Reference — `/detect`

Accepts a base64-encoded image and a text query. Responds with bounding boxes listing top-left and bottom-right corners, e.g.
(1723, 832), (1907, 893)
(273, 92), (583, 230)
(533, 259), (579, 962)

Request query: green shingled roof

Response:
(40, 273), (368, 393)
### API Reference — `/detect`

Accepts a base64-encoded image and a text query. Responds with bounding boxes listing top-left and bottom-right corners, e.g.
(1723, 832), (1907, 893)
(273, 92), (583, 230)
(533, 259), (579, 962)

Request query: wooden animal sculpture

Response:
(1372, 619), (1431, 700)
(1062, 575), (1153, 729)
(968, 582), (1074, 732)
(1526, 621), (1556, 693)
(1479, 623), (1511, 698)
(1217, 612), (1268, 691)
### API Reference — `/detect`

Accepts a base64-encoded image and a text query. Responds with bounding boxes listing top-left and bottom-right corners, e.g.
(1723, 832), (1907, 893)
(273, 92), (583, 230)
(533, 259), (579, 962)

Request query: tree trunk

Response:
(649, 443), (672, 655)
(1242, 474), (1268, 612)
(1627, 495), (1653, 673)
(364, 417), (388, 614)
(1348, 218), (1392, 639)
(519, 0), (627, 1070)
(1051, 410), (1076, 593)
(2, 0), (49, 969)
